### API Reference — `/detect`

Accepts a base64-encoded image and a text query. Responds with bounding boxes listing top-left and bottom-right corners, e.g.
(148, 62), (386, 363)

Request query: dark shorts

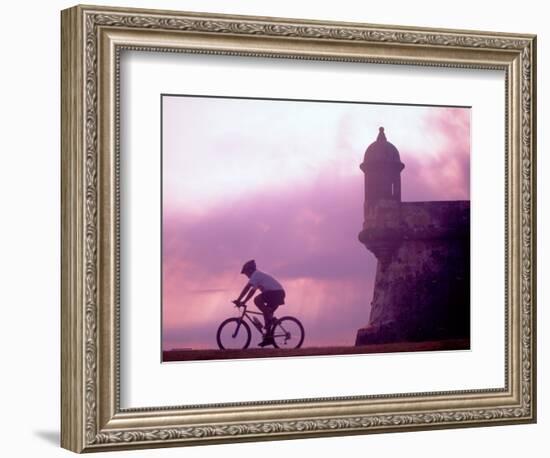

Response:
(257, 290), (285, 308)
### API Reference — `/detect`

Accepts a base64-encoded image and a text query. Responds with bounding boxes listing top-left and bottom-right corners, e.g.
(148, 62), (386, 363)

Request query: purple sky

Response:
(162, 96), (470, 350)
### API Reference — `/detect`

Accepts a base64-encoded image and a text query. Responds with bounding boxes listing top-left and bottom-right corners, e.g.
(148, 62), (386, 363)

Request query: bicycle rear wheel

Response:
(216, 318), (251, 350)
(272, 316), (305, 349)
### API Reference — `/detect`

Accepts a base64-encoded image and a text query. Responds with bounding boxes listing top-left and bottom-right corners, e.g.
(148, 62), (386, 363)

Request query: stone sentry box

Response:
(356, 127), (470, 345)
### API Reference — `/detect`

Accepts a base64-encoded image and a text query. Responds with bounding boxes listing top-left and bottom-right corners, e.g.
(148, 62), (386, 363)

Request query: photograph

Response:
(161, 95), (471, 362)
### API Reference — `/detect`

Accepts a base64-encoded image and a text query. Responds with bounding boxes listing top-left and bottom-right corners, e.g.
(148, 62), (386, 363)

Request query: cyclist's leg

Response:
(254, 294), (270, 330)
(254, 294), (274, 346)
(260, 305), (278, 337)
(262, 291), (284, 337)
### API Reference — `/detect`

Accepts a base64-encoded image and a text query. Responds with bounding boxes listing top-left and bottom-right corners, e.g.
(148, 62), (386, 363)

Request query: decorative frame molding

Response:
(61, 4), (536, 453)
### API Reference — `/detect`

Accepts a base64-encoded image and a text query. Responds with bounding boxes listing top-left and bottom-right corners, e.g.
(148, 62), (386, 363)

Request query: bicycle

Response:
(216, 300), (305, 350)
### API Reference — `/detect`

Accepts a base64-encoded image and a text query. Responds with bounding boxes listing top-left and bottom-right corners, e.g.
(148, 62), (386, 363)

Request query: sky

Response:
(162, 95), (470, 351)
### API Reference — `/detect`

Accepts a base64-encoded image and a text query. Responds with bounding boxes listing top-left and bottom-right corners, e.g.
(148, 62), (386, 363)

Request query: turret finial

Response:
(377, 126), (387, 142)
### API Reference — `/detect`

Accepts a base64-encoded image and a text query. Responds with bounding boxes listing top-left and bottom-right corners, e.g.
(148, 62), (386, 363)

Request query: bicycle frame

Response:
(233, 303), (290, 340)
(233, 304), (265, 337)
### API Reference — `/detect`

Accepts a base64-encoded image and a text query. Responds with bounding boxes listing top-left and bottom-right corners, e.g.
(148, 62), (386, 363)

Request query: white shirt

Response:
(248, 270), (283, 292)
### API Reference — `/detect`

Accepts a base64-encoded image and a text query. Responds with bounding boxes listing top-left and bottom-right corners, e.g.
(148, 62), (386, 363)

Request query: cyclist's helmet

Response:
(241, 259), (256, 274)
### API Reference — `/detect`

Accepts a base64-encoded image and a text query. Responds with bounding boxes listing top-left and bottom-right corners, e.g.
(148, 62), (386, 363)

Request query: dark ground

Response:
(163, 338), (470, 362)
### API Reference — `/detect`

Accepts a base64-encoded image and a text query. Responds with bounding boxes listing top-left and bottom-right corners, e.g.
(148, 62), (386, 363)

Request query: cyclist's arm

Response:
(241, 286), (256, 304)
(235, 283), (256, 304)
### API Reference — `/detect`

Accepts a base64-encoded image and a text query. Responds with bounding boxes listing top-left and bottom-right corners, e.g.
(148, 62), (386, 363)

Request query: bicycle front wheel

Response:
(216, 318), (251, 350)
(272, 316), (305, 349)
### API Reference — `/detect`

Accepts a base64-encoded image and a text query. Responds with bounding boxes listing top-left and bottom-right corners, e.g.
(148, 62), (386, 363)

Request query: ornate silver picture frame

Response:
(61, 4), (536, 453)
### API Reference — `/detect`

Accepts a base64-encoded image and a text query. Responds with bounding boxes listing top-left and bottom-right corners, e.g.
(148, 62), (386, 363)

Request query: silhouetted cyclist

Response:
(233, 260), (286, 347)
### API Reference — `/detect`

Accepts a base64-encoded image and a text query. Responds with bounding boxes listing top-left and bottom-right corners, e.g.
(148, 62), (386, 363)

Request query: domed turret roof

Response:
(363, 127), (402, 164)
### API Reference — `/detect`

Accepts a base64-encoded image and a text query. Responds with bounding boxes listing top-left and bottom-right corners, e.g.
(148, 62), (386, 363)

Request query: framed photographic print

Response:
(61, 4), (536, 453)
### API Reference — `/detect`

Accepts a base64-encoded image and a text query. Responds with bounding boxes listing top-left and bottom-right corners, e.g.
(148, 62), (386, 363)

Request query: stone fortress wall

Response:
(355, 128), (470, 345)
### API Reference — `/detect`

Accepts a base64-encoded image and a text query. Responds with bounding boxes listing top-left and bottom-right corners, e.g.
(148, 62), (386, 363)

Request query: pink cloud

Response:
(401, 107), (470, 201)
